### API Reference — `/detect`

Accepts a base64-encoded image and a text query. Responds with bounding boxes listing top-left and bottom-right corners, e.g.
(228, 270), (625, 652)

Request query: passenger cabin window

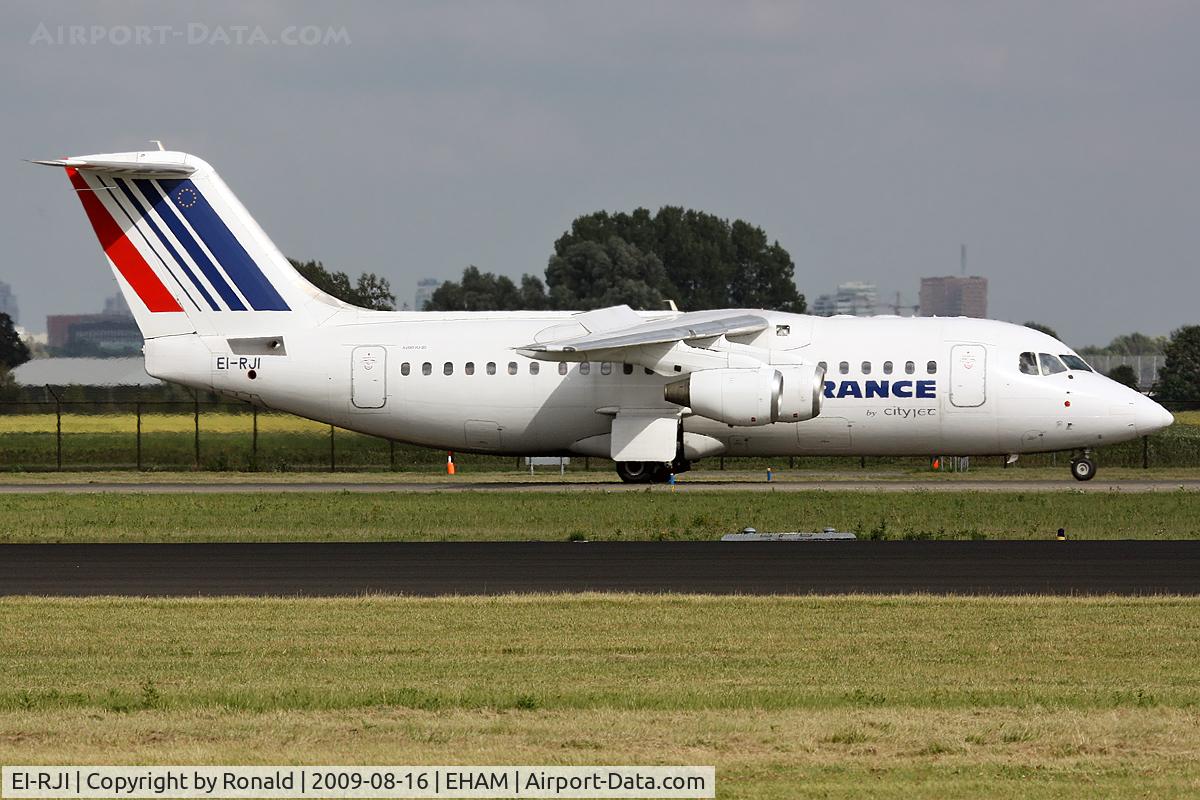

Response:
(623, 363), (633, 375)
(421, 362), (432, 376)
(401, 362), (410, 376)
(818, 361), (827, 372)
(443, 362), (453, 376)
(558, 362), (568, 376)
(580, 362), (591, 375)
(1038, 353), (1067, 375)
(507, 361), (518, 375)
(1061, 354), (1093, 372)
(839, 361), (849, 375)
(529, 362), (539, 375)
(464, 362), (474, 376)
(883, 360), (893, 375)
(905, 361), (915, 375)
(1018, 352), (1039, 375)
(486, 362), (496, 376)
(861, 361), (871, 375)
(601, 362), (612, 375)
(926, 360), (937, 375)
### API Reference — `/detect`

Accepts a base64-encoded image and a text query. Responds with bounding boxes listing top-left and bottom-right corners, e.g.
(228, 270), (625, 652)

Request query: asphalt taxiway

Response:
(1, 541), (1196, 596)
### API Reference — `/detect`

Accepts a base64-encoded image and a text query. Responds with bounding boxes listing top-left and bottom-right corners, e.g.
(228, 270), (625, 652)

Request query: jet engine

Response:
(664, 364), (824, 426)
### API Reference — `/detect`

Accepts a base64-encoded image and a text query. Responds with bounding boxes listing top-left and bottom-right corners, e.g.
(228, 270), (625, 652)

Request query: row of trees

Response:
(425, 207), (806, 313)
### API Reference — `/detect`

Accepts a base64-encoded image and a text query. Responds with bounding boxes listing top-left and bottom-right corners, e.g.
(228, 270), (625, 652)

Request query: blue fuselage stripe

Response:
(134, 179), (246, 311)
(158, 179), (290, 311)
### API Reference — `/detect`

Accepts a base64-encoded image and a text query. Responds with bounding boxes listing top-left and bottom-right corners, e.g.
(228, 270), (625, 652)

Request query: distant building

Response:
(811, 281), (878, 317)
(0, 280), (17, 324)
(46, 314), (142, 355)
(919, 276), (988, 318)
(414, 278), (440, 311)
(102, 292), (133, 317)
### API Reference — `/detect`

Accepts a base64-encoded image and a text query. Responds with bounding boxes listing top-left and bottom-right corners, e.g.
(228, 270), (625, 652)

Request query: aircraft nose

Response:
(1134, 394), (1174, 435)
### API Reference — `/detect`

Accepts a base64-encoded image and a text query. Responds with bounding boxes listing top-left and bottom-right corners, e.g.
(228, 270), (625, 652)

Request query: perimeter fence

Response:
(0, 394), (1198, 473)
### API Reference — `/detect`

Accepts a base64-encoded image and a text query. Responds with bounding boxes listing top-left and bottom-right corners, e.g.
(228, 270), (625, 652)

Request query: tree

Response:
(1106, 364), (1140, 390)
(1024, 321), (1060, 340)
(554, 207), (805, 312)
(1079, 331), (1168, 356)
(425, 266), (525, 311)
(546, 237), (673, 311)
(0, 313), (30, 370)
(1154, 326), (1200, 399)
(426, 205), (806, 312)
(289, 259), (395, 310)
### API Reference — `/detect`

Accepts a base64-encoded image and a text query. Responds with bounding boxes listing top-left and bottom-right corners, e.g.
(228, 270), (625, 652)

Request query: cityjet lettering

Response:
(823, 380), (936, 399)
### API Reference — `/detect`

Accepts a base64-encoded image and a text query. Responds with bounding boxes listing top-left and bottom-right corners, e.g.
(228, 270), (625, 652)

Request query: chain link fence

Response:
(1, 397), (1197, 473)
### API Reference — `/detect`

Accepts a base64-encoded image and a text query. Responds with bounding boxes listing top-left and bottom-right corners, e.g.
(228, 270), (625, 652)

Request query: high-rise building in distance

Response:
(811, 281), (878, 317)
(414, 277), (440, 311)
(0, 280), (17, 324)
(919, 276), (988, 318)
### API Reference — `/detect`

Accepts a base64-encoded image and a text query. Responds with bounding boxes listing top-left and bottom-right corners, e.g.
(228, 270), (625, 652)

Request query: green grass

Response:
(1, 595), (1198, 798)
(0, 489), (1198, 542)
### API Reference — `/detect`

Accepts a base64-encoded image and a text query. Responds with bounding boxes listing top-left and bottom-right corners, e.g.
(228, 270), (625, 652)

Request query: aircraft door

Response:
(351, 345), (387, 409)
(950, 344), (986, 408)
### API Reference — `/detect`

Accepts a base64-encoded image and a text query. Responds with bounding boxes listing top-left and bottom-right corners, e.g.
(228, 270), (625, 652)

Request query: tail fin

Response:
(37, 150), (341, 339)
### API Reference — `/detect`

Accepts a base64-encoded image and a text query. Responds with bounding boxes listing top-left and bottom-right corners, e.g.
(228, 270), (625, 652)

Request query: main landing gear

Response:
(1070, 451), (1096, 482)
(615, 457), (692, 484)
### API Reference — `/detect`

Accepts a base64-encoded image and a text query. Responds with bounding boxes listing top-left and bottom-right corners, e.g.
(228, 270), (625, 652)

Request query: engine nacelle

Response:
(664, 364), (824, 426)
(773, 364), (825, 423)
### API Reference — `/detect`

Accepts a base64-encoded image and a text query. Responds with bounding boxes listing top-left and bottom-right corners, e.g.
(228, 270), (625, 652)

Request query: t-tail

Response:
(35, 150), (347, 341)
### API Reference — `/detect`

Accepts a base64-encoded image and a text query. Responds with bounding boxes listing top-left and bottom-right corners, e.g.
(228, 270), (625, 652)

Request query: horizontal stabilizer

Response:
(30, 157), (196, 177)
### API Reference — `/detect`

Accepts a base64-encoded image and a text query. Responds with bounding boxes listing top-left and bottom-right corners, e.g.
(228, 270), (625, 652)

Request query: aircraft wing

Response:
(520, 308), (769, 354)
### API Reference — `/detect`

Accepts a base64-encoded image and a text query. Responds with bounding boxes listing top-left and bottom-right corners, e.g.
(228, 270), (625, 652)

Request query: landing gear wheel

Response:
(616, 461), (656, 484)
(1070, 457), (1096, 482)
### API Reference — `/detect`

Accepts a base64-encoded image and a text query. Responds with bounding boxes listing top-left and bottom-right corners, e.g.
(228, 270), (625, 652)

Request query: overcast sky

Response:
(4, 0), (1198, 346)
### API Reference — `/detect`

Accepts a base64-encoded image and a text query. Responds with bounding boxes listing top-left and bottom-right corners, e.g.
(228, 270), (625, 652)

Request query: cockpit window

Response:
(1038, 353), (1068, 375)
(1060, 354), (1093, 372)
(1019, 352), (1039, 375)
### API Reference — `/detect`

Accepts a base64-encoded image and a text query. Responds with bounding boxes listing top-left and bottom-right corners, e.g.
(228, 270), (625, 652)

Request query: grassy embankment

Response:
(0, 489), (1198, 542)
(1, 596), (1197, 799)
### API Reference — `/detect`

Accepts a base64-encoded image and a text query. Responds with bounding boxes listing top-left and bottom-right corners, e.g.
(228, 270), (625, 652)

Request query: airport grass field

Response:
(0, 487), (1198, 541)
(0, 595), (1197, 799)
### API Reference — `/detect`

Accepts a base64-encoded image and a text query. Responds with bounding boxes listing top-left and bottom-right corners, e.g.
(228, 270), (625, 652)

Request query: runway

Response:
(1, 478), (1198, 494)
(1, 541), (1197, 596)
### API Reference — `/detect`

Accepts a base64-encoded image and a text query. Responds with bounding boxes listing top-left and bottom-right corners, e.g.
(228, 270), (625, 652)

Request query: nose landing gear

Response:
(1069, 451), (1096, 482)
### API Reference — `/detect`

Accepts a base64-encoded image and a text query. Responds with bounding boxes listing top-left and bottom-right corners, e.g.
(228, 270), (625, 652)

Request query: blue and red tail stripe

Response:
(68, 168), (182, 314)
(133, 178), (248, 311)
(114, 179), (220, 311)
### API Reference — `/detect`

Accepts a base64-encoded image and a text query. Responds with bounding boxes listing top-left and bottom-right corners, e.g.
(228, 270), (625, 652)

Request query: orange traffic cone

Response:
(447, 451), (457, 475)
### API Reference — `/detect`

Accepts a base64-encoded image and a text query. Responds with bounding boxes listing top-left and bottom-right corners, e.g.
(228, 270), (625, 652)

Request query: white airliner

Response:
(36, 149), (1173, 482)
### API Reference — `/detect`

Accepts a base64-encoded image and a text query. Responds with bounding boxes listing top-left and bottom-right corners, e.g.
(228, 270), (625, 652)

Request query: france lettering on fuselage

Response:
(823, 379), (936, 399)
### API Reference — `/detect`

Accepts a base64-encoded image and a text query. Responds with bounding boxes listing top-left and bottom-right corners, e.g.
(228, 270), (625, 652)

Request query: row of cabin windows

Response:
(399, 361), (654, 377)
(817, 360), (937, 376)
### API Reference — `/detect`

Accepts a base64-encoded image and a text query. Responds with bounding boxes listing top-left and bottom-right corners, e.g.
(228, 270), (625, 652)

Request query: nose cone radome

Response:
(1134, 394), (1174, 435)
